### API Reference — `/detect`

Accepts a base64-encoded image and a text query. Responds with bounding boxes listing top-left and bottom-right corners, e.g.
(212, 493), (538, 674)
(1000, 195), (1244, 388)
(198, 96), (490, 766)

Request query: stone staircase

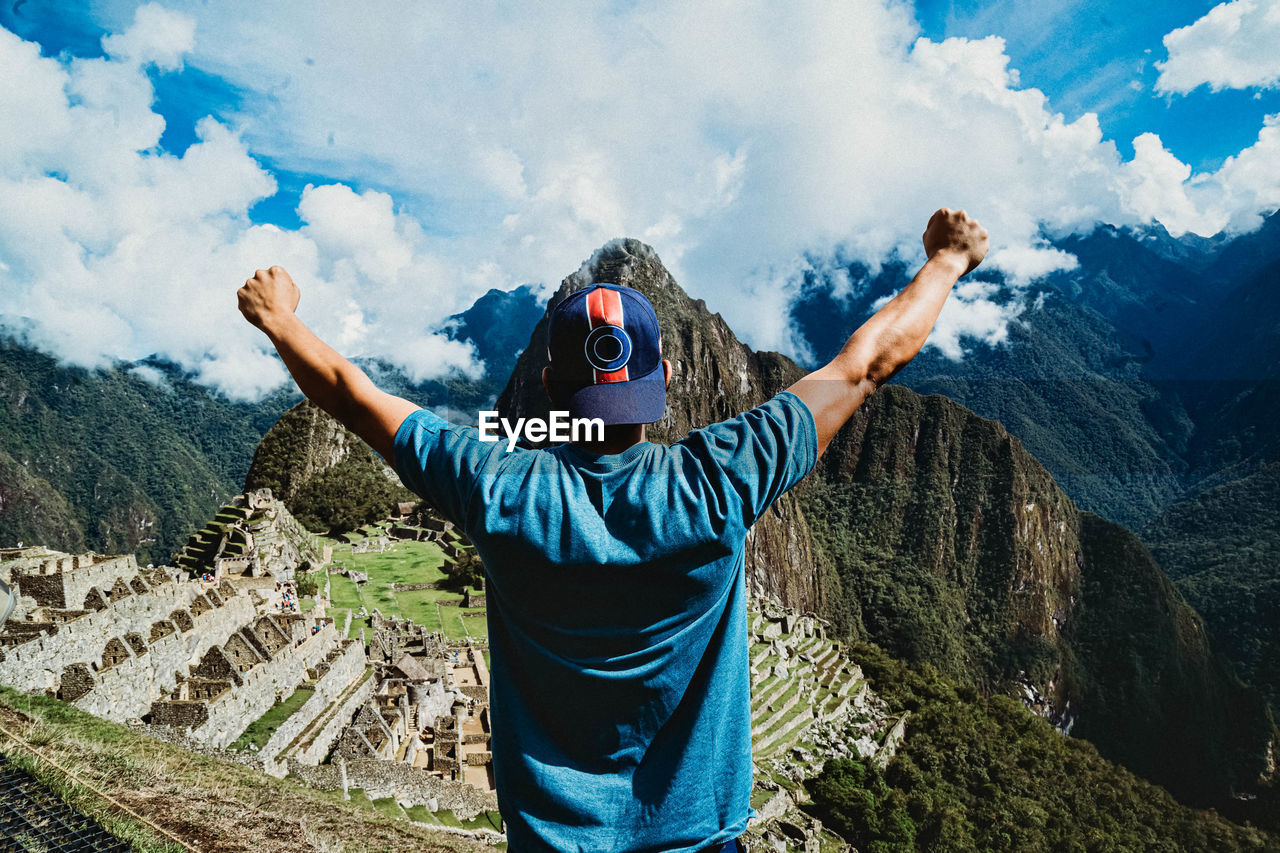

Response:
(747, 607), (864, 761)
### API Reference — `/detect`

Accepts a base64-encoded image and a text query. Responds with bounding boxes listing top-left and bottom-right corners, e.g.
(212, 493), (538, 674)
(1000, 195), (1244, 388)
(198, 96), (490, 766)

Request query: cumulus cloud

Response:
(4, 1), (1280, 392)
(0, 8), (483, 400)
(871, 277), (1023, 361)
(1155, 0), (1280, 94)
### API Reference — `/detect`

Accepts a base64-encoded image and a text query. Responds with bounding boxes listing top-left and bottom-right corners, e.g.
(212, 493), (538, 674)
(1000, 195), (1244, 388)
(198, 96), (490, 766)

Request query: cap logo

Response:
(585, 325), (632, 374)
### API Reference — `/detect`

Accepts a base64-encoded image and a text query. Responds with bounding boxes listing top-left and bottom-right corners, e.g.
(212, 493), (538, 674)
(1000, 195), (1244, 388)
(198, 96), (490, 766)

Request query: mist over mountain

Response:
(790, 210), (1280, 525)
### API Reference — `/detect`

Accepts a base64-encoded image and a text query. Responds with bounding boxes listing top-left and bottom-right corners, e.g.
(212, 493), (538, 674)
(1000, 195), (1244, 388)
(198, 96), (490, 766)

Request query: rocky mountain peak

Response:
(496, 238), (804, 444)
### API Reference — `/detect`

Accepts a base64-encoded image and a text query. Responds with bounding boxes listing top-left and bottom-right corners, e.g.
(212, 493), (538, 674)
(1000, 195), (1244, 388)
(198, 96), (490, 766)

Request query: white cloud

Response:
(0, 13), (482, 401)
(1155, 0), (1280, 94)
(872, 278), (1023, 360)
(102, 3), (195, 72)
(987, 245), (1079, 286)
(4, 1), (1280, 395)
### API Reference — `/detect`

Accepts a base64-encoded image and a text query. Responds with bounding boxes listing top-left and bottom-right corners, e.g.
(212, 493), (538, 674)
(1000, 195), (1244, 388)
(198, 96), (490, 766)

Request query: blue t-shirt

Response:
(394, 391), (818, 852)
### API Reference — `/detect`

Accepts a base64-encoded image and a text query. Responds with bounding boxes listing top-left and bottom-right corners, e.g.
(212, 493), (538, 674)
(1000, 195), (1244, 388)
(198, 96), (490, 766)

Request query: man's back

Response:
(238, 206), (986, 851)
(395, 391), (817, 851)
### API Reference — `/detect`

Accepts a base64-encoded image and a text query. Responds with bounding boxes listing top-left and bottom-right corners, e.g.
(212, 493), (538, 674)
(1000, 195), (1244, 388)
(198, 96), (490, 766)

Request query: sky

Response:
(1, 0), (1278, 398)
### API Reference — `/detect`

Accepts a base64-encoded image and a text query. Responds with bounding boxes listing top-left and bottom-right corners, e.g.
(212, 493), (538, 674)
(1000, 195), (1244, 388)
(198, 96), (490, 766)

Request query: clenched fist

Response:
(922, 208), (988, 276)
(238, 266), (300, 332)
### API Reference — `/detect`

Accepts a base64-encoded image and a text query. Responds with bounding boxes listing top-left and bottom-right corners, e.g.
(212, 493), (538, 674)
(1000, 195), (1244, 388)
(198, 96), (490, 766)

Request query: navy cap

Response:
(547, 283), (666, 425)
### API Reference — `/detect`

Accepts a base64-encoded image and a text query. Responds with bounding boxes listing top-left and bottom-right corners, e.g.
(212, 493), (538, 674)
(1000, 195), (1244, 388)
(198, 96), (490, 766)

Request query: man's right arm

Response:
(787, 208), (988, 458)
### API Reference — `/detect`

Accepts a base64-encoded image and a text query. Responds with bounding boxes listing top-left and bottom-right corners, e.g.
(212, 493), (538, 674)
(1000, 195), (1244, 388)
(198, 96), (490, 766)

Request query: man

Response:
(239, 208), (988, 851)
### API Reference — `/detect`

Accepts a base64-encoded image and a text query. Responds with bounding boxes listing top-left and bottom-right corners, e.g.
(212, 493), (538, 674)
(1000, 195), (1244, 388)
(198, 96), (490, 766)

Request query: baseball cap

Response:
(546, 283), (666, 425)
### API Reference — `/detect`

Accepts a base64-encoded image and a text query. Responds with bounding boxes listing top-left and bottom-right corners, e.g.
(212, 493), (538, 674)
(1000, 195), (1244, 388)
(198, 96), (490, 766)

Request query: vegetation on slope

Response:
(0, 685), (487, 853)
(801, 383), (1278, 811)
(244, 400), (415, 534)
(1142, 462), (1280, 711)
(0, 340), (294, 563)
(807, 644), (1280, 852)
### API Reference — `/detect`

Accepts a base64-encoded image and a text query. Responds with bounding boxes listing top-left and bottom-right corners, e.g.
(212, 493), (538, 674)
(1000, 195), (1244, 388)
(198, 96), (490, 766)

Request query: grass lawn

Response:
(319, 539), (489, 643)
(405, 805), (461, 827)
(327, 573), (363, 610)
(459, 810), (504, 831)
(403, 807), (503, 832)
(231, 686), (315, 751)
(450, 609), (489, 642)
(393, 589), (446, 632)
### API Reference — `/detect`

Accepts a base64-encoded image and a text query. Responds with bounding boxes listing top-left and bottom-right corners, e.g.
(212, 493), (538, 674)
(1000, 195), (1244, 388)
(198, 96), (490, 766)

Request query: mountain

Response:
(242, 398), (415, 533)
(0, 340), (295, 563)
(492, 238), (1278, 813)
(1142, 462), (1280, 711)
(789, 210), (1280, 532)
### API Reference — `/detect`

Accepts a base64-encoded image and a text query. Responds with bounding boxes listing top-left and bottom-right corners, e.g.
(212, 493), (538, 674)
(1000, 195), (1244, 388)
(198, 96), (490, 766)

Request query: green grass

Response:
(327, 573), (363, 610)
(392, 589), (446, 632)
(0, 746), (183, 853)
(230, 686), (315, 751)
(346, 788), (374, 810)
(320, 539), (488, 642)
(459, 810), (504, 831)
(371, 796), (405, 819)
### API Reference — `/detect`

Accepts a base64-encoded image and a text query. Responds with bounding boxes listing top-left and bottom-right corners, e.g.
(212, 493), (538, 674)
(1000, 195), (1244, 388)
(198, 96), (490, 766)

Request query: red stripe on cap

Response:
(589, 288), (629, 383)
(587, 287), (625, 328)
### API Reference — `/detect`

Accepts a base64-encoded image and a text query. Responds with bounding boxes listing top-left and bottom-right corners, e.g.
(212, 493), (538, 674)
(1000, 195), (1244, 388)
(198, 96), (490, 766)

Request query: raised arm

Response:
(238, 266), (419, 463)
(787, 208), (988, 457)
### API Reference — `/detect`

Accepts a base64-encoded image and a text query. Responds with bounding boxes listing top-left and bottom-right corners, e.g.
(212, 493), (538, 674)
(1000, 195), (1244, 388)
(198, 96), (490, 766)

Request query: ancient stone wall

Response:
(12, 554), (140, 611)
(190, 622), (343, 749)
(281, 666), (377, 769)
(76, 593), (256, 721)
(259, 639), (366, 766)
(0, 570), (251, 699)
(287, 759), (497, 819)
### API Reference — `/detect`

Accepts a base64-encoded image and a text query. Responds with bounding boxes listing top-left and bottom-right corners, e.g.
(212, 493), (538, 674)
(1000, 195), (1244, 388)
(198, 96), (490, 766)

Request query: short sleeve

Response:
(675, 391), (819, 527)
(393, 409), (504, 529)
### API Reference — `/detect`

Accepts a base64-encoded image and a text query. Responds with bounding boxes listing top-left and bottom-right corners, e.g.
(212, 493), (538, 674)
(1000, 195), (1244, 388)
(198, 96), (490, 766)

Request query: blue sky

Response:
(915, 0), (1280, 169)
(1, 1), (1278, 395)
(6, 1), (1275, 227)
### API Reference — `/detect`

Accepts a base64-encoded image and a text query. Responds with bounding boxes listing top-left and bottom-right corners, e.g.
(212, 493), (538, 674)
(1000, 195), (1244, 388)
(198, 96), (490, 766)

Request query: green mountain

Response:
(1142, 462), (1280, 712)
(243, 398), (415, 533)
(809, 644), (1280, 851)
(0, 339), (295, 563)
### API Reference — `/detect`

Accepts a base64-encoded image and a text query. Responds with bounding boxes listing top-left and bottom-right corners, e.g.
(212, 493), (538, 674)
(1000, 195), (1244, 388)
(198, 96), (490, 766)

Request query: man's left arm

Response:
(238, 266), (419, 463)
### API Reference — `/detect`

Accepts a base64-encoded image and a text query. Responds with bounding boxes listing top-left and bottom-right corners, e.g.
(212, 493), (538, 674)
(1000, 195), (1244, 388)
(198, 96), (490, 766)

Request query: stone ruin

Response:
(173, 489), (323, 581)
(0, 546), (364, 762)
(326, 615), (497, 803)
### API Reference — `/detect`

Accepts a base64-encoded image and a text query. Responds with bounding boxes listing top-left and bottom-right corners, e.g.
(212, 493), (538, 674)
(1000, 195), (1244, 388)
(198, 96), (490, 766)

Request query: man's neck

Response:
(571, 423), (646, 455)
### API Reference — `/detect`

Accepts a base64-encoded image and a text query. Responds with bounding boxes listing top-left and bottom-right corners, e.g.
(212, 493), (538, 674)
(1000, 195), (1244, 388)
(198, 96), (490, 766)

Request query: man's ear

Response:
(542, 366), (554, 402)
(662, 359), (672, 388)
